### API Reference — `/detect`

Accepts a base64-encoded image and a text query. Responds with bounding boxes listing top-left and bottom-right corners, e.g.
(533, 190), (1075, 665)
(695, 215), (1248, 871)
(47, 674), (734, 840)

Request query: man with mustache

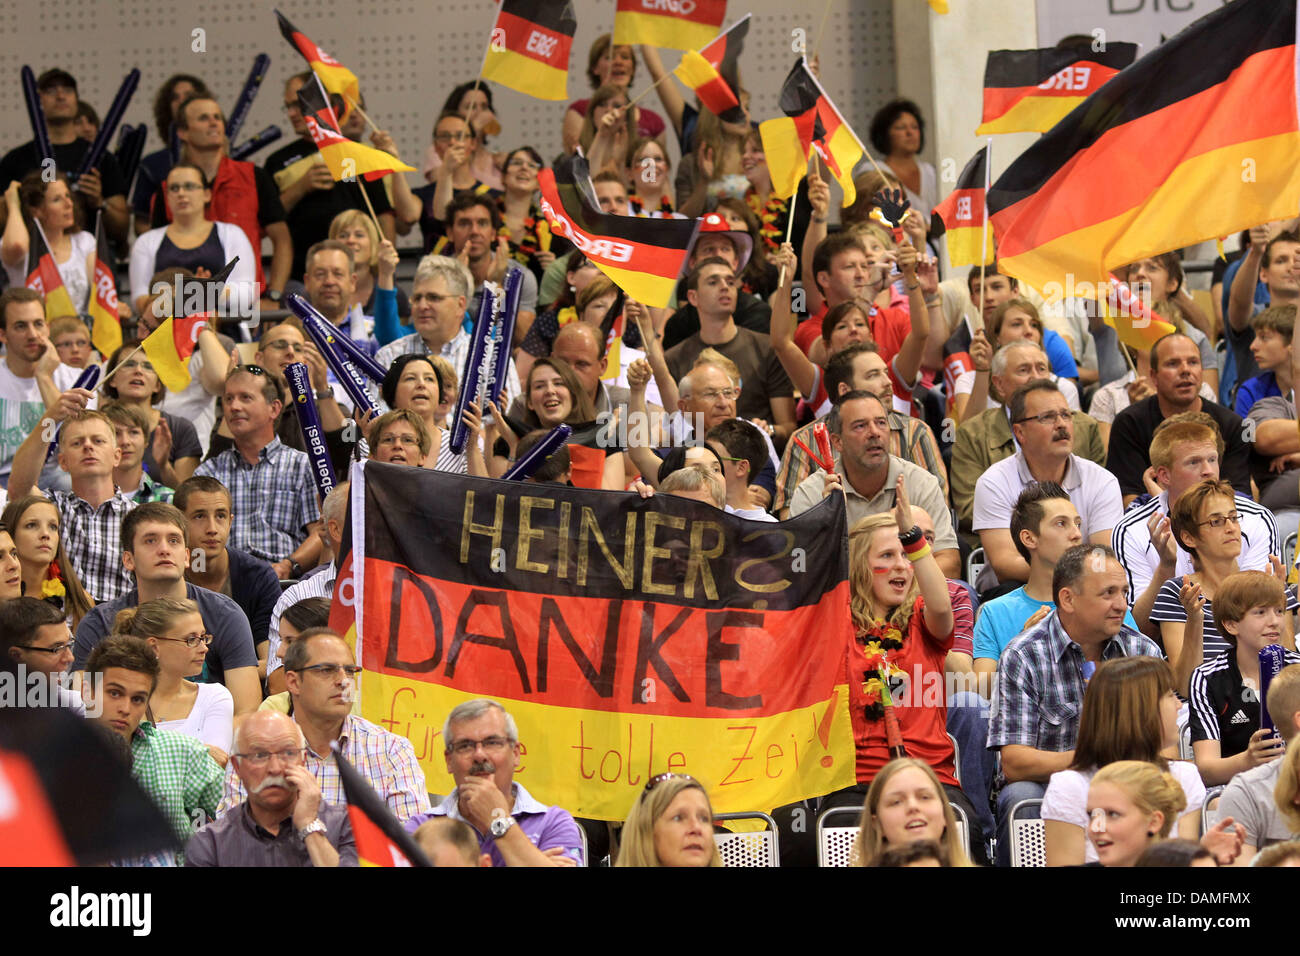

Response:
(1107, 332), (1251, 507)
(403, 698), (582, 867)
(186, 710), (357, 867)
(788, 390), (959, 578)
(973, 380), (1122, 591)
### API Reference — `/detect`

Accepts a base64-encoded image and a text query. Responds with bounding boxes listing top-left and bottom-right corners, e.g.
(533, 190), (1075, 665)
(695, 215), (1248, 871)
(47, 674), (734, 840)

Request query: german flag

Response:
(297, 75), (414, 182)
(759, 58), (864, 205)
(333, 744), (431, 867)
(989, 0), (1300, 295)
(932, 146), (993, 268)
(482, 0), (578, 101)
(141, 314), (207, 392)
(613, 0), (727, 51)
(538, 153), (699, 308)
(976, 43), (1138, 135)
(276, 9), (360, 118)
(87, 212), (122, 358)
(673, 14), (749, 123)
(24, 218), (76, 319)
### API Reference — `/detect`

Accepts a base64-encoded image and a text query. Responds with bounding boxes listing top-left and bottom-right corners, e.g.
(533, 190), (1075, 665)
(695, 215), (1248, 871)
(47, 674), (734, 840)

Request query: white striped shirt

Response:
(265, 566), (335, 676)
(1112, 490), (1278, 603)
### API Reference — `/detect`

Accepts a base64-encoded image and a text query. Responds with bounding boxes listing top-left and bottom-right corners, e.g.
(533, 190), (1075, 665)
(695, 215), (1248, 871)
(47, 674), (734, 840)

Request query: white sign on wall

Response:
(1035, 0), (1228, 53)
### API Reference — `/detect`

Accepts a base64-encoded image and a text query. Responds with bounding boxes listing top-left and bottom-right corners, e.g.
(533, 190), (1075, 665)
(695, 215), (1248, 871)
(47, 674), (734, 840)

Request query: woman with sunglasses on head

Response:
(1, 495), (93, 629)
(112, 597), (233, 766)
(128, 163), (258, 317)
(101, 339), (203, 487)
(615, 772), (722, 867)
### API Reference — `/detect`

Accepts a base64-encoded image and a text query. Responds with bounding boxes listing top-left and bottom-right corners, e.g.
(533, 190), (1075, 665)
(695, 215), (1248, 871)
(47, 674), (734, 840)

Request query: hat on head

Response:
(693, 213), (753, 272)
(36, 69), (77, 93)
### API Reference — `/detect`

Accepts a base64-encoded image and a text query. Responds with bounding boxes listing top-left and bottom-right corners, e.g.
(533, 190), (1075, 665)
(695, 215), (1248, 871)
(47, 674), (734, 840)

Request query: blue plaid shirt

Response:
(52, 489), (137, 603)
(194, 437), (320, 562)
(988, 610), (1163, 757)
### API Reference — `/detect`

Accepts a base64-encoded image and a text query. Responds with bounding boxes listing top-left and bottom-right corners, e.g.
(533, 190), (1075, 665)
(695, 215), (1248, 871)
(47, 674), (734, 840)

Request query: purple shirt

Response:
(403, 782), (584, 867)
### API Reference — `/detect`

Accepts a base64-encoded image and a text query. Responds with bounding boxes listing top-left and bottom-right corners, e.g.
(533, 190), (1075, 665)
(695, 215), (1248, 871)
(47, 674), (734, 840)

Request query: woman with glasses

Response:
(1, 171), (97, 313)
(128, 164), (257, 316)
(406, 113), (499, 254)
(1, 495), (93, 629)
(497, 147), (563, 283)
(112, 597), (233, 765)
(615, 773), (722, 867)
(379, 355), (487, 475)
(1150, 478), (1296, 678)
(422, 81), (506, 192)
(101, 339), (203, 487)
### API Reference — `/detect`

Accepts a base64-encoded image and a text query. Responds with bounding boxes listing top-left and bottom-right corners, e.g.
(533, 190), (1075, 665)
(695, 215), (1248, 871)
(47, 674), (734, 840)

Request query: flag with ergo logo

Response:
(614, 0), (727, 51)
(931, 146), (993, 268)
(338, 462), (857, 821)
(482, 0), (578, 101)
(976, 43), (1138, 135)
(297, 75), (413, 182)
(88, 212), (122, 358)
(140, 314), (208, 393)
(537, 153), (699, 308)
(275, 9), (360, 120)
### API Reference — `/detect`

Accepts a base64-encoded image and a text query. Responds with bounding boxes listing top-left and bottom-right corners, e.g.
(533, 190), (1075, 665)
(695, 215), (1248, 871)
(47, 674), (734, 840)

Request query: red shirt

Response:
(798, 302), (917, 412)
(847, 595), (956, 786)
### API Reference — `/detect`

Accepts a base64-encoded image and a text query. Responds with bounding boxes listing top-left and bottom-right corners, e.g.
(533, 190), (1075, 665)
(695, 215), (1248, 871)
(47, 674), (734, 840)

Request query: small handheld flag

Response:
(932, 145), (994, 268)
(276, 9), (360, 119)
(614, 0), (727, 51)
(297, 75), (413, 183)
(759, 57), (864, 205)
(332, 743), (431, 867)
(88, 211), (123, 357)
(481, 0), (578, 101)
(673, 14), (750, 123)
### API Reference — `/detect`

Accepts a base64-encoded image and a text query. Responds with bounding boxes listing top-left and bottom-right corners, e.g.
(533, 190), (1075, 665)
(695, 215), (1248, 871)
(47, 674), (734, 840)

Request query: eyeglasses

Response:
(377, 433), (421, 446)
(292, 663), (362, 680)
(645, 772), (696, 793)
(232, 747), (305, 767)
(447, 735), (513, 757)
(167, 182), (204, 193)
(411, 292), (455, 306)
(1015, 409), (1072, 426)
(1198, 512), (1241, 529)
(696, 388), (739, 401)
(434, 131), (472, 143)
(263, 339), (304, 354)
(118, 358), (156, 373)
(14, 641), (74, 655)
(506, 158), (541, 172)
(155, 632), (213, 649)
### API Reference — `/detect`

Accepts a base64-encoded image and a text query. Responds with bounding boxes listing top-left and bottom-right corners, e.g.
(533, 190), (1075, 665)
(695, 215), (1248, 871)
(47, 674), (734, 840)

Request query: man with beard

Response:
(403, 698), (582, 867)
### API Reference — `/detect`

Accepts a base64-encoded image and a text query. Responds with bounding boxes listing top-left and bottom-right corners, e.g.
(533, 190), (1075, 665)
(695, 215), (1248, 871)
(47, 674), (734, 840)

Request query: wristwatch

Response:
(489, 815), (517, 839)
(315, 387), (334, 401)
(267, 289), (283, 304)
(297, 818), (327, 841)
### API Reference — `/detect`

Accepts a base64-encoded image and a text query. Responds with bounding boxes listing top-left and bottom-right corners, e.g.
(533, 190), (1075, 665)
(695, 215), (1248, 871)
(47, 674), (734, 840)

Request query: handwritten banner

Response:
(337, 462), (856, 821)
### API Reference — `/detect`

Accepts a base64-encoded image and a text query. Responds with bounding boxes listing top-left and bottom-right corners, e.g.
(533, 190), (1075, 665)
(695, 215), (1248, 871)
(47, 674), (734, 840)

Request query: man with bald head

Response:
(951, 340), (1106, 533)
(186, 711), (357, 867)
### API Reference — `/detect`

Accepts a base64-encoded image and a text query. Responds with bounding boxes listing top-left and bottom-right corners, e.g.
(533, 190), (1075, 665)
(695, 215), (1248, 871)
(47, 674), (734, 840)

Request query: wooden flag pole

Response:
(812, 0), (835, 62)
(343, 95), (379, 134)
(627, 71), (674, 110)
(356, 179), (385, 238)
(777, 156), (813, 287)
(98, 342), (148, 392)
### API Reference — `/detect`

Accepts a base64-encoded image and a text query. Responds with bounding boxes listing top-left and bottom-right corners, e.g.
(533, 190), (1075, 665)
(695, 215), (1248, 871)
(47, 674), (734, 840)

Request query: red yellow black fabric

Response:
(482, 0), (578, 101)
(932, 146), (993, 268)
(760, 58), (863, 204)
(24, 217), (75, 319)
(977, 42), (1137, 134)
(275, 9), (360, 117)
(335, 746), (431, 867)
(88, 212), (122, 357)
(674, 14), (750, 123)
(988, 0), (1300, 293)
(537, 153), (699, 307)
(614, 0), (727, 51)
(297, 75), (413, 182)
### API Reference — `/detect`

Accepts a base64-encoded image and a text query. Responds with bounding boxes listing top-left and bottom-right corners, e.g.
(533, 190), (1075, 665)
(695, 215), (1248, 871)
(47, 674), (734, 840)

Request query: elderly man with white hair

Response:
(185, 710), (357, 866)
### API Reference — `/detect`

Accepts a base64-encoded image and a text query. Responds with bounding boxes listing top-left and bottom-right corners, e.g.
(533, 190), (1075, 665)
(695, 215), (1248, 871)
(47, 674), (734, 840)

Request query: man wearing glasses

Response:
(972, 380), (1123, 594)
(218, 629), (429, 825)
(73, 502), (261, 717)
(187, 710), (357, 866)
(265, 72), (394, 281)
(403, 698), (582, 867)
(195, 365), (323, 579)
(1, 596), (83, 714)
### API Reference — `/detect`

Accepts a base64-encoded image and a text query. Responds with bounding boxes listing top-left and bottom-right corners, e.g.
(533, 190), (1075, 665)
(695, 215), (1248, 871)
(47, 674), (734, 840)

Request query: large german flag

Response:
(759, 58), (864, 205)
(276, 10), (360, 117)
(613, 0), (726, 51)
(976, 43), (1138, 135)
(673, 14), (749, 123)
(297, 75), (414, 182)
(24, 218), (76, 319)
(989, 0), (1300, 295)
(482, 0), (578, 101)
(932, 146), (993, 268)
(87, 212), (122, 357)
(538, 153), (699, 307)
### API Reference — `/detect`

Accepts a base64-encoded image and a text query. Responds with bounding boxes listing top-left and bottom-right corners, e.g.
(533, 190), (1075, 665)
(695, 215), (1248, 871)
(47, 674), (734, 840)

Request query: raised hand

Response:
(1178, 578), (1205, 617)
(151, 414), (173, 466)
(873, 188), (911, 227)
(893, 473), (913, 531)
(970, 330), (992, 372)
(1147, 511), (1177, 566)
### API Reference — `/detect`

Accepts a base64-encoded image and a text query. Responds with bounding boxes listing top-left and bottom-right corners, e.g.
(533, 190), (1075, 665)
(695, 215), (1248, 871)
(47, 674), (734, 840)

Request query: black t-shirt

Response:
(263, 137), (392, 279)
(149, 164), (285, 230)
(0, 138), (127, 225)
(1189, 651), (1300, 757)
(410, 181), (498, 255)
(662, 292), (772, 350)
(1106, 394), (1251, 497)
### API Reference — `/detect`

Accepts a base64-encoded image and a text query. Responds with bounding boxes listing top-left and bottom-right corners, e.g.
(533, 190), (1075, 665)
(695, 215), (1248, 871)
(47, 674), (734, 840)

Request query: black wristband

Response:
(897, 524), (924, 547)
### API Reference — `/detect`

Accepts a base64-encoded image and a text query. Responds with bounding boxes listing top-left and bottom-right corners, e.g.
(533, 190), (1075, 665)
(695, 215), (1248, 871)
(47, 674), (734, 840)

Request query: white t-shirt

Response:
(155, 682), (234, 754)
(3, 230), (95, 313)
(0, 359), (85, 487)
(1041, 760), (1205, 864)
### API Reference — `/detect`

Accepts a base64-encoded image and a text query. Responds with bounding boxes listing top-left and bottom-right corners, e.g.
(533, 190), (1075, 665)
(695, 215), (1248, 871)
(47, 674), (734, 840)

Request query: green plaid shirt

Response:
(128, 473), (175, 504)
(130, 722), (223, 865)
